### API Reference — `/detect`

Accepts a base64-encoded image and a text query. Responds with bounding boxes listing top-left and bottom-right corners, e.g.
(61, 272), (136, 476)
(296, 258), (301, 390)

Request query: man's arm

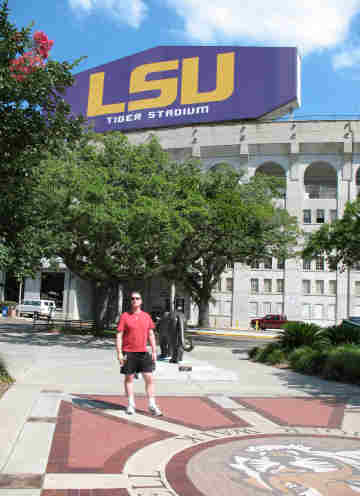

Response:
(116, 332), (125, 365)
(148, 329), (157, 363)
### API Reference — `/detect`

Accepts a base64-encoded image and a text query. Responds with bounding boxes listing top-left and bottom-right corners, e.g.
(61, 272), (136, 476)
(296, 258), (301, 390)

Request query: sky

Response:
(9, 0), (360, 118)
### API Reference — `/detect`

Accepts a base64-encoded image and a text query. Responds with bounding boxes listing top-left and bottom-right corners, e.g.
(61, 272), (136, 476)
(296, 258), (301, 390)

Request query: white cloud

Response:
(332, 47), (360, 69)
(68, 0), (148, 29)
(165, 0), (360, 55)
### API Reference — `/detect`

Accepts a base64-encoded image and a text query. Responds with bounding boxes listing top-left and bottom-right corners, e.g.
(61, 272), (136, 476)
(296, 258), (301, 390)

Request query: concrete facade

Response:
(3, 119), (360, 327)
(126, 119), (360, 328)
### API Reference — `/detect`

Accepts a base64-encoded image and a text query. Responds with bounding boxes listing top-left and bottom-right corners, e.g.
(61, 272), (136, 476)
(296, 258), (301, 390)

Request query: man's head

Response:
(130, 291), (142, 311)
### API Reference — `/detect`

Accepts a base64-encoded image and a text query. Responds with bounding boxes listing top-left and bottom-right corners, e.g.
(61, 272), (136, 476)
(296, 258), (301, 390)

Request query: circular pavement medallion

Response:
(166, 435), (360, 496)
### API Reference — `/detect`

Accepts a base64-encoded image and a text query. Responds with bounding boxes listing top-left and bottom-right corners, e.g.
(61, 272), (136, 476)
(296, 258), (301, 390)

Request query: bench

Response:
(32, 317), (96, 332)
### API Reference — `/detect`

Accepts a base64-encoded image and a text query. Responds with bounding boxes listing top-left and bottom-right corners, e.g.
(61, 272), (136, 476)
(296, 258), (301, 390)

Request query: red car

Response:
(250, 314), (287, 330)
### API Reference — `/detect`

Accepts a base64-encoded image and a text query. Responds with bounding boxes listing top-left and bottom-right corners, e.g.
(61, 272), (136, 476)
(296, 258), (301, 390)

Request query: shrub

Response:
(288, 346), (328, 375)
(265, 348), (287, 365)
(0, 356), (14, 384)
(253, 342), (285, 364)
(0, 300), (18, 310)
(322, 345), (360, 383)
(248, 346), (259, 359)
(321, 324), (360, 346)
(278, 322), (327, 352)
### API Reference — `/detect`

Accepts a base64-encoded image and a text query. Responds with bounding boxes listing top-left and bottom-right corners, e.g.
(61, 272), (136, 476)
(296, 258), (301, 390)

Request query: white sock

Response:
(148, 397), (156, 408)
(128, 396), (135, 407)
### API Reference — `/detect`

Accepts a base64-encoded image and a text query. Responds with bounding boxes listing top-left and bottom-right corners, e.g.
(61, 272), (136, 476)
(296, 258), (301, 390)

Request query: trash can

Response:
(2, 306), (8, 317)
(8, 307), (16, 318)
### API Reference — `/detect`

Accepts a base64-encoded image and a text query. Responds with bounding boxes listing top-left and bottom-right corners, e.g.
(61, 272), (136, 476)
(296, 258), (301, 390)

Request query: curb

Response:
(189, 330), (277, 339)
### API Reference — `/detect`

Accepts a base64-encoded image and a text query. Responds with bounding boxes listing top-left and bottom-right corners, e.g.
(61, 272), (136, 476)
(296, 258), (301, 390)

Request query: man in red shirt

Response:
(116, 291), (162, 416)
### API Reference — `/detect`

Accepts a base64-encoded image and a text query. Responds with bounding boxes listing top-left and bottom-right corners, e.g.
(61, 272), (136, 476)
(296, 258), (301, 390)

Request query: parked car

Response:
(250, 314), (288, 330)
(17, 299), (56, 318)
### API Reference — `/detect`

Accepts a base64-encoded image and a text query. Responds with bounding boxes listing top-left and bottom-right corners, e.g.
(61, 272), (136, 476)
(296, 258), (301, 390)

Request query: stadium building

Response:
(2, 46), (360, 328)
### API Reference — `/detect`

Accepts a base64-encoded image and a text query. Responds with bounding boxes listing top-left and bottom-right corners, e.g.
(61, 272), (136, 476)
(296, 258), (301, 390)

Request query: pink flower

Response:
(9, 29), (52, 81)
(33, 30), (54, 59)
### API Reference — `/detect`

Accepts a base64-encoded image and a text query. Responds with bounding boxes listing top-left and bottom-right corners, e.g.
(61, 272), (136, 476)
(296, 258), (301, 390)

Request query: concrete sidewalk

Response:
(1, 321), (360, 495)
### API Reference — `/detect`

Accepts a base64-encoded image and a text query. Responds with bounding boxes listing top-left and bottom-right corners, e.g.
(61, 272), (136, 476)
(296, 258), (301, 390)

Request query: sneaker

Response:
(126, 404), (135, 415)
(149, 404), (163, 416)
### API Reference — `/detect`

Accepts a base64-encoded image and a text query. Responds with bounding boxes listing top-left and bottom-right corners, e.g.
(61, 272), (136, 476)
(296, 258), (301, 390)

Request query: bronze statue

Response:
(157, 308), (194, 363)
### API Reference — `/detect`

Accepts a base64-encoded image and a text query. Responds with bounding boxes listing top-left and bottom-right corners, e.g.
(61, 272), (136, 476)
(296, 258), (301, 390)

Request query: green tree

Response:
(162, 166), (299, 326)
(303, 198), (360, 270)
(35, 133), (299, 328)
(0, 0), (86, 277)
(34, 133), (192, 328)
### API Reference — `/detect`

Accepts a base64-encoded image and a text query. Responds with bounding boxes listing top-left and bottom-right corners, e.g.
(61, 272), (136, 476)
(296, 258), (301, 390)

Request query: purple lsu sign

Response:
(64, 46), (301, 133)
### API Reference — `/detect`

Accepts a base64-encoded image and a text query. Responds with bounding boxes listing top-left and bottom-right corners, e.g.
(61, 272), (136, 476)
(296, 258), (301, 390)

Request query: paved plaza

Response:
(1, 320), (360, 495)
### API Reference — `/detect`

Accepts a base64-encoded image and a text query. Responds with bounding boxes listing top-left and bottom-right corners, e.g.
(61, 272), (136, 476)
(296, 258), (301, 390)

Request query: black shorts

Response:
(120, 352), (154, 375)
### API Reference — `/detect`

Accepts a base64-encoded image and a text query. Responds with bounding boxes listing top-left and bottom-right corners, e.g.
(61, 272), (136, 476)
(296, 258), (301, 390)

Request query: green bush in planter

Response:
(288, 346), (328, 375)
(321, 324), (360, 346)
(254, 342), (285, 364)
(248, 346), (259, 359)
(0, 356), (14, 384)
(278, 322), (328, 352)
(322, 345), (360, 383)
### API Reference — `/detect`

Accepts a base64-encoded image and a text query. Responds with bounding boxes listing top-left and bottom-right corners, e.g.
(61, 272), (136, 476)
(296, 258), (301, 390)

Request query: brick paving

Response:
(0, 393), (351, 495)
(1, 323), (360, 495)
(0, 392), (360, 495)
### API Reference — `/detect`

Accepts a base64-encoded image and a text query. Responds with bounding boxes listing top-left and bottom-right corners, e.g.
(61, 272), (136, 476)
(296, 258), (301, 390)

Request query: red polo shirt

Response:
(117, 310), (155, 352)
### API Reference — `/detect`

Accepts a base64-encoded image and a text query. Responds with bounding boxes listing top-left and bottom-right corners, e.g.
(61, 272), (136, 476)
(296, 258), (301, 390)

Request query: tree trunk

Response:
(198, 299), (210, 327)
(94, 281), (119, 334)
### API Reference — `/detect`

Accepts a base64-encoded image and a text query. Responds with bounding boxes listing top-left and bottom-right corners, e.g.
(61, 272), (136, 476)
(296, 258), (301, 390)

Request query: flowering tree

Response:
(0, 0), (87, 278)
(9, 30), (53, 81)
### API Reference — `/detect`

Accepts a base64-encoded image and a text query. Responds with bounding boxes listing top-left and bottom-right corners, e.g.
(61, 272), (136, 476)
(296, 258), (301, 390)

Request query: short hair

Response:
(131, 291), (142, 298)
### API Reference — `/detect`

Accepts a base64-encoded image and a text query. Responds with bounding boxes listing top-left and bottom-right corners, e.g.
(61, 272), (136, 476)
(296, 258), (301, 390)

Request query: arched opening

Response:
(255, 162), (286, 197)
(304, 162), (337, 199)
(208, 162), (236, 174)
(256, 162), (285, 178)
(356, 167), (360, 197)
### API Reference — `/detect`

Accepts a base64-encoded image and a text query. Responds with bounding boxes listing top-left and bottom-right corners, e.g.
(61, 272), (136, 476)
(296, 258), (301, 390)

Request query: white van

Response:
(17, 299), (56, 318)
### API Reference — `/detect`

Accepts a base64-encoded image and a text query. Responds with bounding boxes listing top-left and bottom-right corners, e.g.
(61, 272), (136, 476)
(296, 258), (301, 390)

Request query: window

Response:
(315, 280), (324, 294)
(276, 279), (284, 293)
(302, 303), (311, 319)
(216, 279), (222, 291)
(303, 209), (311, 224)
(328, 304), (335, 320)
(330, 210), (337, 223)
(355, 281), (360, 296)
(264, 279), (272, 293)
(303, 259), (312, 271)
(210, 299), (218, 314)
(251, 260), (260, 269)
(251, 278), (259, 293)
(314, 304), (324, 319)
(315, 257), (325, 271)
(263, 302), (271, 314)
(353, 262), (360, 271)
(316, 209), (325, 223)
(226, 278), (233, 291)
(329, 280), (337, 295)
(276, 302), (284, 314)
(277, 258), (285, 270)
(223, 300), (232, 315)
(225, 263), (234, 270)
(263, 257), (272, 269)
(302, 279), (311, 294)
(249, 302), (258, 316)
